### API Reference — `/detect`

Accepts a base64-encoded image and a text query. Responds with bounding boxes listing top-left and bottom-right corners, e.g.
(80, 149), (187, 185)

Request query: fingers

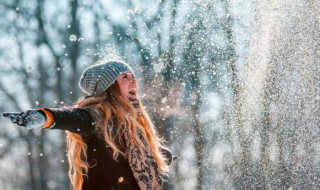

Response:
(3, 112), (27, 126)
(3, 112), (23, 118)
(9, 115), (19, 123)
(9, 114), (24, 125)
(2, 113), (11, 117)
(3, 111), (41, 127)
(17, 116), (27, 126)
(17, 113), (28, 126)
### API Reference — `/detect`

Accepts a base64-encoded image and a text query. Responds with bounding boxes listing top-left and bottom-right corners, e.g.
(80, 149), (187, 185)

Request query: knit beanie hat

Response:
(79, 60), (134, 95)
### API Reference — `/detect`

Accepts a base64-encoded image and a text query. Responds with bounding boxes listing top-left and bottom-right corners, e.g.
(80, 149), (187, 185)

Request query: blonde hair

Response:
(66, 82), (170, 190)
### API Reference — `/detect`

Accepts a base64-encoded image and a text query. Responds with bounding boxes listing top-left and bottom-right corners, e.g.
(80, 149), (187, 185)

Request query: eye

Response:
(123, 75), (128, 79)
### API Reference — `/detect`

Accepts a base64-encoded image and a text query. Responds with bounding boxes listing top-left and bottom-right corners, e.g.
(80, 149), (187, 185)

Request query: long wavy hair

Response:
(66, 82), (170, 190)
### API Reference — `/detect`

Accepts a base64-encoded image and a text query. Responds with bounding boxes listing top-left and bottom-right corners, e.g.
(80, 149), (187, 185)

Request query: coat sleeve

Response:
(39, 107), (98, 135)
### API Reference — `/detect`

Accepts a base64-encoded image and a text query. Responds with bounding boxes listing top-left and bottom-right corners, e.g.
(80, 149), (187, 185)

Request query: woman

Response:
(3, 58), (174, 190)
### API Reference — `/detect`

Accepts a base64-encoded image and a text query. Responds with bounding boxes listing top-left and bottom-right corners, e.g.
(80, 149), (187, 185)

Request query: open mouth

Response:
(129, 89), (137, 95)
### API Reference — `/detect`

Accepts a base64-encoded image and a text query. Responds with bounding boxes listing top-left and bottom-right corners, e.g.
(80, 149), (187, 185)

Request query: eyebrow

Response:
(121, 73), (133, 76)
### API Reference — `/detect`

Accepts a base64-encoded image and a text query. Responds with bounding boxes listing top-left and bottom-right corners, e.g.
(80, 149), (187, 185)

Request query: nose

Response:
(131, 78), (137, 84)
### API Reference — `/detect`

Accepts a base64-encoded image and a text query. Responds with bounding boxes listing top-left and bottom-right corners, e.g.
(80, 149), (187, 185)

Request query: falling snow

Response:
(69, 35), (77, 41)
(0, 0), (319, 189)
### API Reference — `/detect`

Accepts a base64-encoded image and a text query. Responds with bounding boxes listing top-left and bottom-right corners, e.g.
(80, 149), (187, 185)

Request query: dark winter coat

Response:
(43, 108), (141, 190)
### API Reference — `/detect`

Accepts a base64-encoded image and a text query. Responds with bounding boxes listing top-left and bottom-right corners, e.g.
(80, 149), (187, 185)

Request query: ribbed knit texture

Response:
(79, 61), (134, 95)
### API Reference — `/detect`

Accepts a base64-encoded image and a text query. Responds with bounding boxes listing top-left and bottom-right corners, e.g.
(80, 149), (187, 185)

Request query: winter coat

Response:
(42, 107), (141, 190)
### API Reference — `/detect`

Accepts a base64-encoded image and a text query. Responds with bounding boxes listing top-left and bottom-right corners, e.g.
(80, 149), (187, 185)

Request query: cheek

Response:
(118, 81), (129, 92)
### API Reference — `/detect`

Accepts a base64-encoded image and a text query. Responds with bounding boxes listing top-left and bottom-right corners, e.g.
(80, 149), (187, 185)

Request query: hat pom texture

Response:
(79, 61), (134, 95)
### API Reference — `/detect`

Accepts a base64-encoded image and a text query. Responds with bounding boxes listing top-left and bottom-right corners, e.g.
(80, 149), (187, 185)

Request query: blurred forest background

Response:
(0, 0), (320, 189)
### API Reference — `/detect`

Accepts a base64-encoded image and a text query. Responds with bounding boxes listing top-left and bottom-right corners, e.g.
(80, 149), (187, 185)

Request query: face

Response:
(116, 71), (138, 99)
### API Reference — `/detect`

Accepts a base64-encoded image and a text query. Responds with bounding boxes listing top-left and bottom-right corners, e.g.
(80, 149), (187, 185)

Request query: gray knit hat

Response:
(79, 60), (134, 95)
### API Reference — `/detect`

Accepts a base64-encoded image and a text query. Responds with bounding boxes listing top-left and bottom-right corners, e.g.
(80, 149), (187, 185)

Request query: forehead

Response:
(121, 71), (133, 75)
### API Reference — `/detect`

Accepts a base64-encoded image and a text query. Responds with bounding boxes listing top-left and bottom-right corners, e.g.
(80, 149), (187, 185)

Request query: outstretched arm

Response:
(3, 107), (98, 135)
(40, 108), (97, 134)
